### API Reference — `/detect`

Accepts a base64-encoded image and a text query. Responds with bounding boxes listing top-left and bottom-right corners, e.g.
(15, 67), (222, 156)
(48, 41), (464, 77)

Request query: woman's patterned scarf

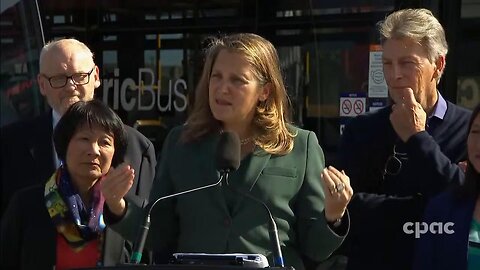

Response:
(45, 166), (106, 251)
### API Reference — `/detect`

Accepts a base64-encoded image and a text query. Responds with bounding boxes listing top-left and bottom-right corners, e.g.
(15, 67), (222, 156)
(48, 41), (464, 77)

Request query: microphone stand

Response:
(130, 174), (226, 264)
(226, 175), (285, 267)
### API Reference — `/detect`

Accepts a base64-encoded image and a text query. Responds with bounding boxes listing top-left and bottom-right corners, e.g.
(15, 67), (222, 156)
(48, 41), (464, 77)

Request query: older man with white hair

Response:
(339, 8), (472, 270)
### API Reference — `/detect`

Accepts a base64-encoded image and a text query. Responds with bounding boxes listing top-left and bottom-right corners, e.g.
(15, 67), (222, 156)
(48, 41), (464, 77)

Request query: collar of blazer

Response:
(231, 148), (271, 216)
(198, 133), (272, 215)
(244, 148), (271, 192)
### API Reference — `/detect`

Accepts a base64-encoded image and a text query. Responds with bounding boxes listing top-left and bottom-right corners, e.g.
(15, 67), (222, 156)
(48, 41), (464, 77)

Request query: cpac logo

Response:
(403, 222), (454, 239)
(102, 68), (188, 112)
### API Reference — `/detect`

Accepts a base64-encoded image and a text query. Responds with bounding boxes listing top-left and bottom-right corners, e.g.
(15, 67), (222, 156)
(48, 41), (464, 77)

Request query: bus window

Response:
(1, 0), (45, 127)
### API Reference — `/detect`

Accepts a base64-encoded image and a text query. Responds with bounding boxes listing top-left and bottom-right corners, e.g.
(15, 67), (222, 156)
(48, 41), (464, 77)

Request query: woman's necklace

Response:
(240, 137), (256, 157)
(240, 137), (254, 145)
(219, 129), (255, 146)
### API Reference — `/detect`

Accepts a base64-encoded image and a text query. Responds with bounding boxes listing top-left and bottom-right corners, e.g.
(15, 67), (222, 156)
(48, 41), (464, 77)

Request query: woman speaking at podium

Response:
(103, 33), (352, 270)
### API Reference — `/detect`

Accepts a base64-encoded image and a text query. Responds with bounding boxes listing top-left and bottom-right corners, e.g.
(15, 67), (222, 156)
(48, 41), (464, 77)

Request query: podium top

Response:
(72, 265), (294, 270)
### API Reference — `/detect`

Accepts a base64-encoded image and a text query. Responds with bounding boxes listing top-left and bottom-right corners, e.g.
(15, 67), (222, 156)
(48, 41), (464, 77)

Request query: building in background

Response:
(1, 0), (479, 163)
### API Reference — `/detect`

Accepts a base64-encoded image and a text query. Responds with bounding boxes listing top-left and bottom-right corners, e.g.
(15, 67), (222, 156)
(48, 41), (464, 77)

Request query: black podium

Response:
(74, 266), (294, 270)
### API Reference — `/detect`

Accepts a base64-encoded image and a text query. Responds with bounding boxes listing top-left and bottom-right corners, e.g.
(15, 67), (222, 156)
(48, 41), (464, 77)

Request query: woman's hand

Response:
(101, 163), (135, 216)
(321, 166), (353, 222)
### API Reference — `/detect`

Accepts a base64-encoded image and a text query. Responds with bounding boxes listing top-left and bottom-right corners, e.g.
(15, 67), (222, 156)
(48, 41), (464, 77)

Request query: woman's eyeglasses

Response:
(383, 144), (408, 178)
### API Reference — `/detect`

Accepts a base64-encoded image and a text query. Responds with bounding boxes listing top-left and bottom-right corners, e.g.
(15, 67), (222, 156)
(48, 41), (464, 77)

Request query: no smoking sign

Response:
(339, 95), (366, 117)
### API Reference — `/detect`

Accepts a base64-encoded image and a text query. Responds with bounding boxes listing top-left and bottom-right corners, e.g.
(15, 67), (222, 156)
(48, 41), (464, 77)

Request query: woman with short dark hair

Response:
(0, 100), (132, 270)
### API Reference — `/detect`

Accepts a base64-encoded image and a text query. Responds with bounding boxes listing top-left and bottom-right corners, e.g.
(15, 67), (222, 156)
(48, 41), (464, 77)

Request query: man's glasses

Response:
(383, 144), (408, 178)
(41, 67), (95, 88)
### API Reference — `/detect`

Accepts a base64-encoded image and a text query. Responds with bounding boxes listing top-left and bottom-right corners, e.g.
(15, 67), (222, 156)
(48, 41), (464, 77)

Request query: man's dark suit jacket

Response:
(0, 111), (157, 216)
(0, 185), (131, 269)
(338, 101), (471, 270)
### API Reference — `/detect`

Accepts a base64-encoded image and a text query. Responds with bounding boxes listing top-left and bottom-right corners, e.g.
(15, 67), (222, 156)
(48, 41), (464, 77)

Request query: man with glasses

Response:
(42, 66), (95, 88)
(338, 9), (472, 270)
(0, 38), (157, 219)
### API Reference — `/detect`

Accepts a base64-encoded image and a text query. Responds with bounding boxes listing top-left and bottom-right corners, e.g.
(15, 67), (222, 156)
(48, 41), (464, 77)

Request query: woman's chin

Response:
(85, 170), (103, 181)
(212, 110), (229, 122)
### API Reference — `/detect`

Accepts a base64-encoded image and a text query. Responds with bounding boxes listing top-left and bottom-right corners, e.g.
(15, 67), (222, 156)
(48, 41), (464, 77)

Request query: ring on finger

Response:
(335, 182), (345, 192)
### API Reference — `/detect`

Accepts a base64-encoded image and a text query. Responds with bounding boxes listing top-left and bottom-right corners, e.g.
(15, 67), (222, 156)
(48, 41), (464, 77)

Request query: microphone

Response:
(218, 132), (284, 267)
(237, 191), (285, 267)
(129, 131), (241, 264)
(216, 131), (241, 185)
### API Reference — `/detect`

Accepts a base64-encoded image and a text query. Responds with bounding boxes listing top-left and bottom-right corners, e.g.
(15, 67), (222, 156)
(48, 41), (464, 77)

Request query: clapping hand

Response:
(101, 162), (135, 216)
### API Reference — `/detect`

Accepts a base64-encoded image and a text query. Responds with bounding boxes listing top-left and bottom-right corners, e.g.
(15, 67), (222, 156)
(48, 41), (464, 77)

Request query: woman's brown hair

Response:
(181, 33), (296, 155)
